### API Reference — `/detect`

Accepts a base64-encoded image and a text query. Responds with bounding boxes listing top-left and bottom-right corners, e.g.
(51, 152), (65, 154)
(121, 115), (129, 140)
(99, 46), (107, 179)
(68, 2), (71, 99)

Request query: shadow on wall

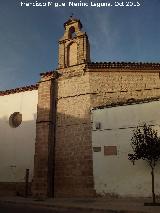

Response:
(54, 111), (94, 197)
(33, 101), (95, 197)
(0, 114), (37, 196)
(0, 101), (94, 197)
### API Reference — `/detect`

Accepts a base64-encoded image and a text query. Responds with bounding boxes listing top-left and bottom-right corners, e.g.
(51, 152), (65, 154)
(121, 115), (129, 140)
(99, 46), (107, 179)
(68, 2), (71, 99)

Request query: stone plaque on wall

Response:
(104, 146), (117, 156)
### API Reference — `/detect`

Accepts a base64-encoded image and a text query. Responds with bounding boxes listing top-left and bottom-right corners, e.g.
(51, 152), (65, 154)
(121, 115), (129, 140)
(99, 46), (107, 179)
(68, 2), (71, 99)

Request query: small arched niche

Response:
(67, 42), (78, 66)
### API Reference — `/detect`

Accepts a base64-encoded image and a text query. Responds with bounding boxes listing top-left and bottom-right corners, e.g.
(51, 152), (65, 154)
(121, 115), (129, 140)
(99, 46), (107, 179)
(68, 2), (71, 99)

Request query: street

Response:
(0, 203), (106, 213)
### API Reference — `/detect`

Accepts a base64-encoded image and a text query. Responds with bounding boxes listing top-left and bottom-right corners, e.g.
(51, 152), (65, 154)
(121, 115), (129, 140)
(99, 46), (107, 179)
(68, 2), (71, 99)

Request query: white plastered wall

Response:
(0, 90), (38, 182)
(91, 100), (160, 197)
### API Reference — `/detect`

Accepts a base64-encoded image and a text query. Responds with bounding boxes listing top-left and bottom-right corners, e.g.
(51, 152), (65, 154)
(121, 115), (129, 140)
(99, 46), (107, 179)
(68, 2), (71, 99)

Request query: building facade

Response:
(92, 99), (160, 197)
(1, 17), (160, 198)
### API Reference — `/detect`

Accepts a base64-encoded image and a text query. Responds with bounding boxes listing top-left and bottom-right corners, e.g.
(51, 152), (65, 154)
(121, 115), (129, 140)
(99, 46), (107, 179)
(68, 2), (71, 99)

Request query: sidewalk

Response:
(0, 196), (160, 213)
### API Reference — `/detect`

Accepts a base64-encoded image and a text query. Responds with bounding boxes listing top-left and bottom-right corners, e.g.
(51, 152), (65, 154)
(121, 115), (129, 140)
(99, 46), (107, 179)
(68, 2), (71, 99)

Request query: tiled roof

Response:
(86, 62), (160, 70)
(92, 97), (160, 110)
(0, 84), (38, 96)
(40, 70), (60, 77)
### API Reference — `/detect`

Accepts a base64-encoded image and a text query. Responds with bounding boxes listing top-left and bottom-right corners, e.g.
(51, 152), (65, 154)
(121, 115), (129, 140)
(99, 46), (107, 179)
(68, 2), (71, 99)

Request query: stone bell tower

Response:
(58, 16), (90, 69)
(54, 17), (95, 197)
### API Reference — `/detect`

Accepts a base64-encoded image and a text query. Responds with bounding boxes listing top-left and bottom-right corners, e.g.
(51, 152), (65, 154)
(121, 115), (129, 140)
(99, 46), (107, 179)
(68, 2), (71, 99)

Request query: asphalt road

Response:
(0, 203), (107, 213)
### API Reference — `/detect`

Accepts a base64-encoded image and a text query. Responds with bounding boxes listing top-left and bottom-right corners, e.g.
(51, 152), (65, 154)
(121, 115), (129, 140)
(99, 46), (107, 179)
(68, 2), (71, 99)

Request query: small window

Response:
(69, 26), (76, 39)
(9, 112), (22, 128)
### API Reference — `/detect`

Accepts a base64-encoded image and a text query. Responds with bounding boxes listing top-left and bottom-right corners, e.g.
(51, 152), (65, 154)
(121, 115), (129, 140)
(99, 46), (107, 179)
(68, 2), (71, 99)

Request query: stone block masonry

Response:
(87, 67), (160, 108)
(32, 73), (58, 197)
(54, 67), (95, 197)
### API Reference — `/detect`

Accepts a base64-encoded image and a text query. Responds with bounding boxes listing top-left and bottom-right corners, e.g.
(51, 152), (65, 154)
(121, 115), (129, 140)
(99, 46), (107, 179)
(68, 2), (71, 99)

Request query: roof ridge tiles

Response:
(86, 61), (160, 69)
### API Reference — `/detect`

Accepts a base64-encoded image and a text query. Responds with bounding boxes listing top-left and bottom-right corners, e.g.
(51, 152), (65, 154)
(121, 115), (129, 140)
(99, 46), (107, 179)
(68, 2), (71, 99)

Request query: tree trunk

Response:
(151, 168), (156, 203)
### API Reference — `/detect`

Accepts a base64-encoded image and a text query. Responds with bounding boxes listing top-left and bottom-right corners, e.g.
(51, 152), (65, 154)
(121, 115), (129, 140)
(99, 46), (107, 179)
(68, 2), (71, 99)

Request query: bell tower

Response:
(58, 16), (90, 69)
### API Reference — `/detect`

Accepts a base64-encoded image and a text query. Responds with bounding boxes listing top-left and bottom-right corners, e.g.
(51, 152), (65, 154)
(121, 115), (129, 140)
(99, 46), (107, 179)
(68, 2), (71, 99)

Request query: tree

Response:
(128, 123), (160, 204)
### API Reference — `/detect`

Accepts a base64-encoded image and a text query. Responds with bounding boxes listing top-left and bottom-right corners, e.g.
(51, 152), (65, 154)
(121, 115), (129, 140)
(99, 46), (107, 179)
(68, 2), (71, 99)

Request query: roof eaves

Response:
(0, 84), (38, 96)
(92, 97), (160, 110)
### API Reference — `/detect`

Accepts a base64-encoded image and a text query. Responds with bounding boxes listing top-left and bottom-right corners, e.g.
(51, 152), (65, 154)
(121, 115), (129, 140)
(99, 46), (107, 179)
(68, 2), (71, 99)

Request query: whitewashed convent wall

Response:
(0, 89), (38, 184)
(91, 100), (160, 197)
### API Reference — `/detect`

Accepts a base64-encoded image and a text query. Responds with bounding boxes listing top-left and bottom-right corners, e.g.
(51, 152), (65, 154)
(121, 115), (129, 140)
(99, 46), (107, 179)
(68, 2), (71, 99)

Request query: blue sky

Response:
(0, 0), (160, 90)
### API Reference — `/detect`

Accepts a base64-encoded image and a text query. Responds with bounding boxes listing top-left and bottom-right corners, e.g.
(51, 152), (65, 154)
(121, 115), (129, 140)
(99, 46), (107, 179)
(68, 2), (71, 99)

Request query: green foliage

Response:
(128, 123), (160, 168)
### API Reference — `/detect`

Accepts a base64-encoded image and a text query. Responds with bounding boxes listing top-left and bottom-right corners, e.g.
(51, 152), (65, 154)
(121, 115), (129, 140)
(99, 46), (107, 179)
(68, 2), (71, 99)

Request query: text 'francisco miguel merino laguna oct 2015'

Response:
(20, 1), (141, 7)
